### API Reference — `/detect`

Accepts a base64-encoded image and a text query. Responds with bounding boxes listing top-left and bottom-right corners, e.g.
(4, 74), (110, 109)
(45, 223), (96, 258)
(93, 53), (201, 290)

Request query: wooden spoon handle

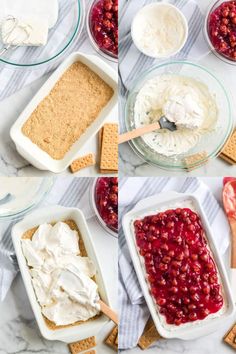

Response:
(99, 300), (118, 325)
(118, 122), (161, 144)
(228, 217), (236, 268)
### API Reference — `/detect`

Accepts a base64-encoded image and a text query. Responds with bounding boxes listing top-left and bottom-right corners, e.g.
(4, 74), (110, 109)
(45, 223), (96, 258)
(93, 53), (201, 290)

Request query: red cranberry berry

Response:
(90, 0), (118, 58)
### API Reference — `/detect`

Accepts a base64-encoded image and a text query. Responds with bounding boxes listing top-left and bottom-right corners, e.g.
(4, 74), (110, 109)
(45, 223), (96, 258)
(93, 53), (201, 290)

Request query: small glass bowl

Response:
(86, 0), (118, 63)
(0, 177), (54, 221)
(0, 0), (84, 67)
(204, 0), (236, 65)
(90, 178), (118, 238)
(124, 60), (233, 171)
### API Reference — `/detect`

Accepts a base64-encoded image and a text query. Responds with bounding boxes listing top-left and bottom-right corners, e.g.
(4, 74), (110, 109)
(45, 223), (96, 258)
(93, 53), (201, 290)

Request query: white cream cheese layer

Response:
(133, 75), (218, 156)
(22, 222), (100, 326)
(130, 200), (227, 332)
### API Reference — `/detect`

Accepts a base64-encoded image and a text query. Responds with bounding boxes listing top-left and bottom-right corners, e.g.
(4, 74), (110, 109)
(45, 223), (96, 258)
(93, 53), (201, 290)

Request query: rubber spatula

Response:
(99, 300), (118, 324)
(118, 116), (177, 144)
(222, 177), (236, 301)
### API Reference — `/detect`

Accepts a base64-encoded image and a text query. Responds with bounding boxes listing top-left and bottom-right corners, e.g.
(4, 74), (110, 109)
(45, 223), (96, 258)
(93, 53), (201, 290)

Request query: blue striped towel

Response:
(0, 0), (115, 101)
(0, 177), (95, 301)
(119, 0), (208, 134)
(118, 177), (230, 349)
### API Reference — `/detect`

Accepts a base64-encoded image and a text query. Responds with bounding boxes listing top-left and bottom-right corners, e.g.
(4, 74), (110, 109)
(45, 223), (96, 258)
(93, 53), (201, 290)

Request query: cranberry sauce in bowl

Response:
(133, 208), (224, 326)
(87, 0), (118, 61)
(206, 0), (236, 63)
(92, 177), (118, 236)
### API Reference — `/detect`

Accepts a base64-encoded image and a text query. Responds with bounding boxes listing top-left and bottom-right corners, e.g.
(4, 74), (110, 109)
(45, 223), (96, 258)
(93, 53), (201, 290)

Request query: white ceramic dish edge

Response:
(122, 191), (235, 340)
(11, 205), (111, 343)
(10, 52), (118, 173)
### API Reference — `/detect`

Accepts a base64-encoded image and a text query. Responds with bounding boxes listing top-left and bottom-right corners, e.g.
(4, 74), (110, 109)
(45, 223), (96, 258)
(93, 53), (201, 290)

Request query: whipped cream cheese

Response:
(130, 199), (227, 331)
(132, 3), (187, 58)
(22, 222), (100, 326)
(134, 74), (218, 156)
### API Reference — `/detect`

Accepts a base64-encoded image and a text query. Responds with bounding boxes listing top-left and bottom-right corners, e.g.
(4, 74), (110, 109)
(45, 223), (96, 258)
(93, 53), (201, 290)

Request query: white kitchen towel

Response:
(0, 0), (114, 101)
(118, 177), (230, 349)
(0, 177), (96, 301)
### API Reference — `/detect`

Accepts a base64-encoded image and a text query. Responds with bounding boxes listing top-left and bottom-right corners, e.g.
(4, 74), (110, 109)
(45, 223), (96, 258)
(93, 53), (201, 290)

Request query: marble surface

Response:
(119, 0), (236, 177)
(121, 177), (236, 354)
(0, 178), (118, 354)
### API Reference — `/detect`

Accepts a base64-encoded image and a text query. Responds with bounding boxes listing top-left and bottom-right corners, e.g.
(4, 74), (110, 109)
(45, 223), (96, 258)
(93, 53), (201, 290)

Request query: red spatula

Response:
(222, 177), (236, 298)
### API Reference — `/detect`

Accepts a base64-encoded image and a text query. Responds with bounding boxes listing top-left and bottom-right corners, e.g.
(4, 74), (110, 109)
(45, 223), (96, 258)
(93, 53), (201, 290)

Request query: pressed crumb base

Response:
(22, 62), (114, 160)
(22, 219), (100, 330)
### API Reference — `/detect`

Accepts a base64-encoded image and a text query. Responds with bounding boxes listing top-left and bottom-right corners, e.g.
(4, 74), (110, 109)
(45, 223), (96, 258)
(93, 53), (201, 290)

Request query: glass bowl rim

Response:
(124, 59), (233, 171)
(0, 0), (84, 67)
(90, 178), (118, 238)
(86, 0), (118, 63)
(0, 177), (54, 220)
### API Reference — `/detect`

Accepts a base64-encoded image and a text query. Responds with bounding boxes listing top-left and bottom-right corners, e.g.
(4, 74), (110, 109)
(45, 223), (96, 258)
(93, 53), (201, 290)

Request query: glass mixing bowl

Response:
(90, 178), (118, 238)
(124, 60), (233, 171)
(0, 0), (84, 67)
(0, 177), (54, 220)
(86, 0), (118, 62)
(204, 0), (236, 65)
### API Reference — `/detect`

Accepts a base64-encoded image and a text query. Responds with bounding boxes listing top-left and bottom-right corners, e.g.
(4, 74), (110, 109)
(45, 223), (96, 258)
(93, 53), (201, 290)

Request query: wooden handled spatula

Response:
(118, 116), (177, 144)
(99, 300), (118, 325)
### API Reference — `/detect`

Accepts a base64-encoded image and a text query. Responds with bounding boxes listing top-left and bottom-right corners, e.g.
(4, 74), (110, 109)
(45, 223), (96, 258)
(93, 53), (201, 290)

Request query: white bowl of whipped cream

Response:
(131, 3), (188, 58)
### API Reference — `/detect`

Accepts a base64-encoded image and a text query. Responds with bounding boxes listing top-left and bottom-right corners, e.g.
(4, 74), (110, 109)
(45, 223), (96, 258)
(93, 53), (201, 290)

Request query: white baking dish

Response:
(10, 52), (118, 173)
(122, 191), (235, 340)
(11, 205), (111, 343)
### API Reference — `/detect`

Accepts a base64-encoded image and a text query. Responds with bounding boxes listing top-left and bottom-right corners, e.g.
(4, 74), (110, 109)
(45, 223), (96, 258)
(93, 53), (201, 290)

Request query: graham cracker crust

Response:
(22, 61), (114, 160)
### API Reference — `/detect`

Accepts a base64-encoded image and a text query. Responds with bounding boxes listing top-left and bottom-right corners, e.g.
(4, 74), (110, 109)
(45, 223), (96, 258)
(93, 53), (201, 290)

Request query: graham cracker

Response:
(100, 123), (118, 173)
(84, 351), (96, 354)
(100, 169), (118, 174)
(105, 325), (118, 351)
(138, 318), (162, 350)
(224, 323), (236, 350)
(115, 334), (118, 345)
(70, 153), (95, 173)
(219, 129), (236, 164)
(69, 336), (96, 354)
(183, 151), (208, 172)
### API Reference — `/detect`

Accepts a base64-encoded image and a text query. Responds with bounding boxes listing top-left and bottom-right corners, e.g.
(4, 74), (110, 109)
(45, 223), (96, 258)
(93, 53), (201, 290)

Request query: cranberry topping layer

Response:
(90, 0), (118, 58)
(95, 177), (118, 232)
(208, 1), (236, 61)
(134, 208), (224, 326)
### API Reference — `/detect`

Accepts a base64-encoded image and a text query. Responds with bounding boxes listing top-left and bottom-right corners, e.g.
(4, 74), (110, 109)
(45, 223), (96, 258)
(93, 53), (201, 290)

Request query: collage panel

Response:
(0, 0), (235, 353)
(119, 177), (236, 353)
(119, 0), (236, 177)
(0, 0), (118, 177)
(0, 177), (118, 353)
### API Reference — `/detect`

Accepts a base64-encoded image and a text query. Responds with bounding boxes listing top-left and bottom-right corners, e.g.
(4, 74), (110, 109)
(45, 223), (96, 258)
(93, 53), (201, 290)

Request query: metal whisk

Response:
(0, 15), (32, 56)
